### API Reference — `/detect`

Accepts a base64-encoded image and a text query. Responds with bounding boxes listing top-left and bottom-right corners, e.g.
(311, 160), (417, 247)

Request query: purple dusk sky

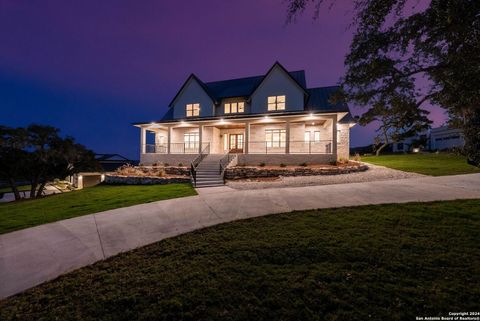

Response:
(0, 0), (447, 159)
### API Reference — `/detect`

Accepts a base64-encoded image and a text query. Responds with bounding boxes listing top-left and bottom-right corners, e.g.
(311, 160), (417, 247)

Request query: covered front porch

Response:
(138, 113), (350, 165)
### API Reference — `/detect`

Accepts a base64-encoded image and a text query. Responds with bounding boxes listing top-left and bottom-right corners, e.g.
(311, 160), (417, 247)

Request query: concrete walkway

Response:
(1, 173), (479, 299)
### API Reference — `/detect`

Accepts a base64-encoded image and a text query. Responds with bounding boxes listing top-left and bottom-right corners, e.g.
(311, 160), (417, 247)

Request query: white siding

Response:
(171, 78), (215, 119)
(250, 65), (305, 114)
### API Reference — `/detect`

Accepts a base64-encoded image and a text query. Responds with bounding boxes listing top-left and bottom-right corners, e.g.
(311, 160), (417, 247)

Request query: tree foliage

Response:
(286, 0), (480, 163)
(0, 124), (98, 200)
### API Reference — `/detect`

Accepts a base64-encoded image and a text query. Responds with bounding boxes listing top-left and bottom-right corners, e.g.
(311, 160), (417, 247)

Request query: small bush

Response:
(338, 157), (349, 165)
(353, 153), (361, 162)
(178, 163), (183, 167)
(299, 162), (308, 167)
(164, 163), (170, 167)
(259, 162), (266, 167)
(279, 163), (287, 167)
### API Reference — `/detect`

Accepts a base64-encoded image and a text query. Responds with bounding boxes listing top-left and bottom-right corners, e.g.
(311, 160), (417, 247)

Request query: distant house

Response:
(392, 125), (464, 153)
(133, 62), (356, 167)
(95, 154), (137, 171)
(429, 126), (464, 150)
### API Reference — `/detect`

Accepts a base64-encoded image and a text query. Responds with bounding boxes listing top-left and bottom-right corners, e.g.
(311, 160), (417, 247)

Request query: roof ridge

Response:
(204, 70), (305, 85)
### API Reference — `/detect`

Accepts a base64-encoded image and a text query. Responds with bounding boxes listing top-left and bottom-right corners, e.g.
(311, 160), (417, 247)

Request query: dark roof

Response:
(204, 70), (306, 100)
(305, 86), (349, 113)
(338, 112), (357, 124)
(135, 63), (353, 125)
(169, 62), (308, 107)
(156, 85), (345, 123)
(95, 154), (132, 161)
(168, 74), (218, 107)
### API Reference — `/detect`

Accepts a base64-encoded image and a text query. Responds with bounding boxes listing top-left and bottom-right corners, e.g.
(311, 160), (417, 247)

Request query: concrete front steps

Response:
(194, 154), (225, 188)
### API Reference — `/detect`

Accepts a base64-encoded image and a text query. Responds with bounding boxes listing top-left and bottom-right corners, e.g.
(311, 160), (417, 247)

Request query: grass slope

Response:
(362, 153), (480, 176)
(0, 184), (196, 234)
(1, 199), (479, 321)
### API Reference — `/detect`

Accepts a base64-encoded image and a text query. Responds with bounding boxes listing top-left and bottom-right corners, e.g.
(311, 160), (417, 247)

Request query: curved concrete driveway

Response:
(1, 173), (480, 299)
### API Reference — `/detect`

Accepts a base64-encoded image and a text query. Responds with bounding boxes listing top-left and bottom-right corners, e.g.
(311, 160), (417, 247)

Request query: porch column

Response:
(198, 125), (203, 154)
(245, 122), (250, 154)
(140, 127), (146, 154)
(167, 126), (172, 154)
(285, 120), (291, 154)
(332, 114), (338, 158)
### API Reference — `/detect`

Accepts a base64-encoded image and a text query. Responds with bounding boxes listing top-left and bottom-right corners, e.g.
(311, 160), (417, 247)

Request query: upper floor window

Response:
(186, 103), (200, 117)
(267, 95), (286, 111)
(225, 102), (244, 114)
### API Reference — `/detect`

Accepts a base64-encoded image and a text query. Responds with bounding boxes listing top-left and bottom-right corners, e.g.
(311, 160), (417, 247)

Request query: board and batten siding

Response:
(172, 78), (215, 119)
(250, 65), (305, 114)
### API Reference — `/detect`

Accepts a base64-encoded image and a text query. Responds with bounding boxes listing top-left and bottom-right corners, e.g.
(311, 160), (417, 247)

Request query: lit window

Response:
(267, 95), (286, 111)
(314, 131), (321, 142)
(304, 131), (311, 142)
(184, 132), (199, 149)
(265, 129), (286, 148)
(224, 102), (245, 114)
(337, 129), (341, 143)
(186, 103), (200, 117)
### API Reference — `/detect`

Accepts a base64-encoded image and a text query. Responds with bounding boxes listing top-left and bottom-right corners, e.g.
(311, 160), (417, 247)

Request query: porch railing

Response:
(190, 143), (210, 187)
(248, 140), (333, 154)
(144, 143), (209, 154)
(145, 140), (333, 155)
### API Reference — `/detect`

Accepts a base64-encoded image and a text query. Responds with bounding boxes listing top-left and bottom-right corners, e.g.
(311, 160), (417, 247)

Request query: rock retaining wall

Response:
(165, 166), (190, 176)
(225, 163), (368, 180)
(105, 175), (190, 185)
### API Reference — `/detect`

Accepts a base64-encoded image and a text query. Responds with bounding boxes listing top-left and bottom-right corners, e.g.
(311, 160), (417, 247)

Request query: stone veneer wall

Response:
(105, 175), (190, 185)
(225, 162), (368, 180)
(236, 154), (336, 166)
(140, 154), (197, 166)
(337, 123), (350, 160)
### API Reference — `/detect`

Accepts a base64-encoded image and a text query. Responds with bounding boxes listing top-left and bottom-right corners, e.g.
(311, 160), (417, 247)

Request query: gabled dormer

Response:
(249, 62), (309, 114)
(169, 74), (216, 119)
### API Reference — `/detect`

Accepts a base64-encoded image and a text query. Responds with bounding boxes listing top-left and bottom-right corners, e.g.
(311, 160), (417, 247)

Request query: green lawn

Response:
(361, 153), (480, 176)
(0, 184), (196, 235)
(0, 185), (31, 193)
(1, 199), (479, 321)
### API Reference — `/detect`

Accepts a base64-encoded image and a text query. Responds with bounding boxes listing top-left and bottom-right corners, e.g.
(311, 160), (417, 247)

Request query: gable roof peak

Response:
(168, 73), (217, 107)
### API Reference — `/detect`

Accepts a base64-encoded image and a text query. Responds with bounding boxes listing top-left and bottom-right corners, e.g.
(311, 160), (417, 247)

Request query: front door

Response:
(229, 134), (244, 153)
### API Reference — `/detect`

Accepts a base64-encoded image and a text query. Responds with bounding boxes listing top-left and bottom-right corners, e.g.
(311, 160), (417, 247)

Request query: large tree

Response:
(0, 124), (98, 200)
(286, 0), (480, 164)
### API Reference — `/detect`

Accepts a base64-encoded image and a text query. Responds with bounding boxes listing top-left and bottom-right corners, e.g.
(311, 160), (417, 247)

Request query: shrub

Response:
(164, 163), (170, 167)
(259, 162), (266, 167)
(299, 162), (308, 167)
(338, 157), (349, 165)
(279, 163), (287, 167)
(353, 153), (361, 162)
(178, 163), (183, 167)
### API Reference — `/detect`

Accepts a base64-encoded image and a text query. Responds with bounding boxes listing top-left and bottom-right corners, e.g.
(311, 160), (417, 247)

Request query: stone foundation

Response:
(105, 175), (190, 185)
(236, 154), (336, 166)
(140, 154), (197, 166)
(225, 163), (368, 180)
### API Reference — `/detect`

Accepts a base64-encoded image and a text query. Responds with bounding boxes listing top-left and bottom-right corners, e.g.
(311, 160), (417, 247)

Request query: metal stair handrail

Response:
(190, 143), (210, 187)
(219, 150), (237, 182)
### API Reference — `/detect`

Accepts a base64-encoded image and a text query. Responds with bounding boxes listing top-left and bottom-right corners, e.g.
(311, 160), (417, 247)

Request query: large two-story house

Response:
(134, 62), (355, 168)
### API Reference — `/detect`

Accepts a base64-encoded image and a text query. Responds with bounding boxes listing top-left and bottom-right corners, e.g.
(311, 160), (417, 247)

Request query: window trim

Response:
(184, 132), (199, 149)
(267, 95), (286, 111)
(186, 103), (200, 117)
(224, 102), (245, 114)
(265, 129), (286, 148)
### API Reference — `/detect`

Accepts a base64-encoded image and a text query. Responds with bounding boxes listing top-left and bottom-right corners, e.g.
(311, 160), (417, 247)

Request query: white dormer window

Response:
(186, 103), (200, 117)
(224, 102), (244, 114)
(267, 95), (286, 111)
